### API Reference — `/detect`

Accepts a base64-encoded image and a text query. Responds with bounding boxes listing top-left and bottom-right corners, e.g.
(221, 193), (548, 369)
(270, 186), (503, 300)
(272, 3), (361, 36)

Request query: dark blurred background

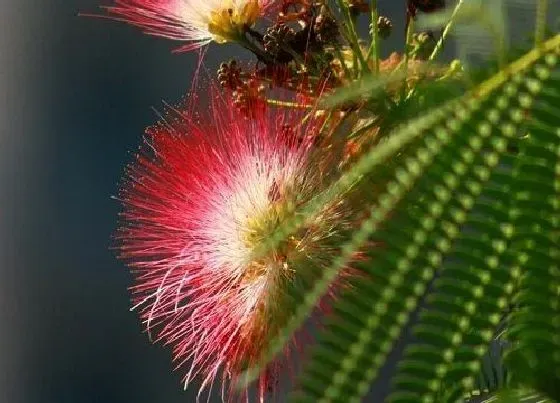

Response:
(0, 1), (554, 402)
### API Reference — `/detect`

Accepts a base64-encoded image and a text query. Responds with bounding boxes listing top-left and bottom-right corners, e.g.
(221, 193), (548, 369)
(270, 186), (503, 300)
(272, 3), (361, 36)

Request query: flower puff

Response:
(100, 0), (271, 51)
(117, 95), (354, 401)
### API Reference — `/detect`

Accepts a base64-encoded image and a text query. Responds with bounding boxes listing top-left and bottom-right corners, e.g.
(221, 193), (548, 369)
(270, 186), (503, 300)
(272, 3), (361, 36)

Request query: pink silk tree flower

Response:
(95, 0), (271, 51)
(116, 95), (355, 402)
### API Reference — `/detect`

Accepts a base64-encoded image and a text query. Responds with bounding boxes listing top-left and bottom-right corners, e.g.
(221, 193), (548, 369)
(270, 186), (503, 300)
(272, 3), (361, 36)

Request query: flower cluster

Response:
(88, 0), (462, 401)
(117, 96), (354, 401)
(99, 0), (270, 51)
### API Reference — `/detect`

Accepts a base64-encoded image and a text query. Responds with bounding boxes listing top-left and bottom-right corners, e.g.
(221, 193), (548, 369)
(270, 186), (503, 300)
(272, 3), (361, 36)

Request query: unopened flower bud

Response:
(217, 59), (242, 90)
(263, 24), (295, 57)
(314, 10), (339, 43)
(377, 16), (392, 39)
(411, 31), (436, 59)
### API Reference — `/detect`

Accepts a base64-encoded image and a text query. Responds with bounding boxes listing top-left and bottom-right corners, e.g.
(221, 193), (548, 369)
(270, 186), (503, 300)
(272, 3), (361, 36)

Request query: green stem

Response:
(266, 99), (313, 109)
(351, 14), (359, 78)
(318, 111), (334, 137)
(535, 0), (548, 46)
(348, 118), (377, 139)
(365, 0), (379, 74)
(334, 0), (370, 76)
(238, 34), (273, 64)
(400, 16), (415, 100)
(332, 43), (353, 81)
(428, 0), (465, 61)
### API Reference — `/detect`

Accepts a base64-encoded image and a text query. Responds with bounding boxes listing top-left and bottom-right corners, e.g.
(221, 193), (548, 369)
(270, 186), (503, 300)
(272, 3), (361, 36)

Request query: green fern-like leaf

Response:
(502, 51), (560, 401)
(287, 35), (560, 403)
(479, 388), (554, 403)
